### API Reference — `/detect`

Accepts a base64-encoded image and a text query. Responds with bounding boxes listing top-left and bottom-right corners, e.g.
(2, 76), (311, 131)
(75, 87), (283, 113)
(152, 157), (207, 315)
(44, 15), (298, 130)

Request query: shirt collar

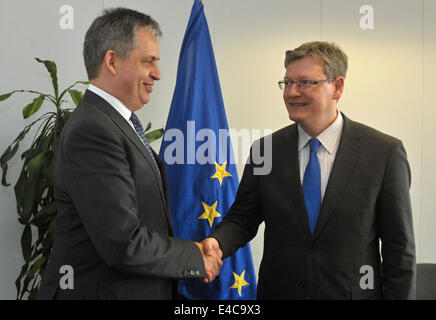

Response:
(298, 124), (312, 152)
(298, 111), (343, 154)
(88, 83), (132, 122)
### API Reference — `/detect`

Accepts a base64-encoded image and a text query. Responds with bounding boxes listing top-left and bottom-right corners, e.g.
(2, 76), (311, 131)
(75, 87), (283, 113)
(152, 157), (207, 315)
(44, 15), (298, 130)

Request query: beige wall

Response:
(0, 0), (434, 298)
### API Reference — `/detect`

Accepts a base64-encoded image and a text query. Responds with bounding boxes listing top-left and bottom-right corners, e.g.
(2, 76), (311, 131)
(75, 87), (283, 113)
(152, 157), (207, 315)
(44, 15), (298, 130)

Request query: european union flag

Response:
(159, 0), (257, 300)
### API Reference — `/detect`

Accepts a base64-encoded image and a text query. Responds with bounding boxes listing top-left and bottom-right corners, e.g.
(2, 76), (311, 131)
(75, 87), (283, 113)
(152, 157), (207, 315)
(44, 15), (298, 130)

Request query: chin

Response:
(287, 111), (306, 123)
(141, 95), (150, 105)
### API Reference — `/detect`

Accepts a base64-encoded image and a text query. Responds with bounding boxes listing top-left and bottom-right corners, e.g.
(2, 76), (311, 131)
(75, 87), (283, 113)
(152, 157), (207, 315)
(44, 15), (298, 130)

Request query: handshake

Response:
(195, 238), (223, 283)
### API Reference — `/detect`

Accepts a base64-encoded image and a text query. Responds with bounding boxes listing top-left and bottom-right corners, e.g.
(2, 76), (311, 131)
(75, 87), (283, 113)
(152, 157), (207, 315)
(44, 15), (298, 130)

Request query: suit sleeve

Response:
(62, 118), (205, 279)
(378, 140), (416, 299)
(211, 142), (265, 258)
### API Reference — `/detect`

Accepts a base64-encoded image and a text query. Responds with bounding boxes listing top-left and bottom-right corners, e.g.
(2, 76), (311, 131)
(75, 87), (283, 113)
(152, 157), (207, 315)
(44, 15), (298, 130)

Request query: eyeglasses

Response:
(278, 78), (333, 90)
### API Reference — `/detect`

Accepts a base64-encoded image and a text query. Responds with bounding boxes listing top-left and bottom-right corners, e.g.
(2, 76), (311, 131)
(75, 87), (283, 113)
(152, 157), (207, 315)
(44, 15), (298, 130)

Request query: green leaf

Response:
(14, 176), (28, 223)
(0, 91), (17, 101)
(46, 144), (58, 186)
(16, 167), (39, 223)
(25, 152), (45, 172)
(59, 81), (89, 102)
(1, 162), (10, 187)
(0, 143), (19, 186)
(21, 225), (32, 262)
(41, 232), (53, 256)
(21, 272), (35, 300)
(5, 143), (20, 163)
(0, 143), (18, 165)
(22, 95), (45, 119)
(68, 89), (83, 106)
(60, 109), (71, 127)
(145, 128), (164, 143)
(21, 149), (41, 160)
(28, 288), (39, 300)
(1, 118), (42, 186)
(31, 201), (56, 226)
(143, 122), (152, 133)
(28, 256), (46, 279)
(40, 150), (53, 183)
(35, 58), (59, 99)
(15, 263), (28, 299)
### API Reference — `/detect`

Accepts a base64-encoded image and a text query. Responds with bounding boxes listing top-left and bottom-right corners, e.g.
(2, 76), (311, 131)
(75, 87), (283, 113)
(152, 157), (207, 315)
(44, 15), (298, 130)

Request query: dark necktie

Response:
(129, 112), (161, 178)
(302, 138), (321, 235)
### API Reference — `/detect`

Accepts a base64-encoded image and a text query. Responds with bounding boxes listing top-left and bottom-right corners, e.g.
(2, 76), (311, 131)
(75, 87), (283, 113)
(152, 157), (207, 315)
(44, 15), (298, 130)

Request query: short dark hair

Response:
(83, 7), (161, 79)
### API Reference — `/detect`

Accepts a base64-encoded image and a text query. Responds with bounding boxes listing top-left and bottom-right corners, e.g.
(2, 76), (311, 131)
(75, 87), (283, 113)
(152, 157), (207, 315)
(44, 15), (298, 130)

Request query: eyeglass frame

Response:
(278, 78), (334, 90)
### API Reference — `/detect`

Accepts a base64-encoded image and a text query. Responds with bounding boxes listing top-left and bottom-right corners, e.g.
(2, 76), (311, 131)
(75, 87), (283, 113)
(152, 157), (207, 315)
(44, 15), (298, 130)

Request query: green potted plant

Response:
(0, 58), (164, 299)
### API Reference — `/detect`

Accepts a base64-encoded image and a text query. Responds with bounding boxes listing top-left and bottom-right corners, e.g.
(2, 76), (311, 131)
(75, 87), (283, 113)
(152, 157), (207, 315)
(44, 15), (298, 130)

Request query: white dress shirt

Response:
(87, 84), (139, 135)
(298, 111), (344, 201)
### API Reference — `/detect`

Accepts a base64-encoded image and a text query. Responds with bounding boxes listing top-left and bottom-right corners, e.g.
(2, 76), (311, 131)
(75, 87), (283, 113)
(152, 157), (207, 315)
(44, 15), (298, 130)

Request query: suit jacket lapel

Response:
(111, 111), (173, 230)
(279, 125), (312, 242)
(313, 113), (363, 240)
(82, 91), (171, 222)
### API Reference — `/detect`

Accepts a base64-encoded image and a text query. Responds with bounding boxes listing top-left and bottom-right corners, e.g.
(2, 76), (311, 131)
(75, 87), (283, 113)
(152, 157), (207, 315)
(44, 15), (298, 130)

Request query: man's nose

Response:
(151, 64), (161, 81)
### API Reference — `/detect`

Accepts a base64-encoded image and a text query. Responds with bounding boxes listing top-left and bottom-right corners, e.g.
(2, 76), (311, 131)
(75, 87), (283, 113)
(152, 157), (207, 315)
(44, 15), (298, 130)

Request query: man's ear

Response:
(102, 50), (117, 76)
(332, 76), (345, 100)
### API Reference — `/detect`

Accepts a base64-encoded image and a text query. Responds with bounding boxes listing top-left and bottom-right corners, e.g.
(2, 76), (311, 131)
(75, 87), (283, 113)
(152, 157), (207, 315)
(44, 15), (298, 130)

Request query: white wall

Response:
(0, 0), (435, 299)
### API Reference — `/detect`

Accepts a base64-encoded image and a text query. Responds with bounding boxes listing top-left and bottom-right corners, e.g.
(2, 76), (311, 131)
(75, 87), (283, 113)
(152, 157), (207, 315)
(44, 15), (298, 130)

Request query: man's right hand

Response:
(194, 241), (222, 283)
(202, 237), (223, 260)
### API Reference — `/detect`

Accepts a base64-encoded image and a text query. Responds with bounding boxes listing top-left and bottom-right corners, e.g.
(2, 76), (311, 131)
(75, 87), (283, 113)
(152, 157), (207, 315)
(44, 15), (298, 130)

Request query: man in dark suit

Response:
(202, 41), (416, 299)
(38, 8), (221, 300)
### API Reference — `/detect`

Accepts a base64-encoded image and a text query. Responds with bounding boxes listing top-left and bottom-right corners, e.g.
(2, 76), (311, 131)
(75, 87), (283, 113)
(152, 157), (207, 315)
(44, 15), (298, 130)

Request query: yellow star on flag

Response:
(229, 270), (250, 296)
(211, 162), (232, 186)
(198, 201), (221, 227)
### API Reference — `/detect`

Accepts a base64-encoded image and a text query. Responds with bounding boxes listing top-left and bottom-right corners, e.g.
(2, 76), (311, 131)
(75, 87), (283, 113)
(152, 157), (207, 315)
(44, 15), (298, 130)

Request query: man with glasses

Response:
(202, 41), (416, 299)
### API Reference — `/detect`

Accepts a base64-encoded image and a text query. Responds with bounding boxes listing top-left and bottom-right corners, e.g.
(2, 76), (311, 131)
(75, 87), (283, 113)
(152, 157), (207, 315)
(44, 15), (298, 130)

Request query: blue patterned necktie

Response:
(130, 112), (161, 178)
(302, 138), (321, 235)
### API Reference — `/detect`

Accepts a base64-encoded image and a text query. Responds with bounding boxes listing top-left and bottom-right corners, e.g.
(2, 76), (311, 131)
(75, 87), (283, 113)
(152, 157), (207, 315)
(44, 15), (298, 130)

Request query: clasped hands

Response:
(195, 238), (223, 283)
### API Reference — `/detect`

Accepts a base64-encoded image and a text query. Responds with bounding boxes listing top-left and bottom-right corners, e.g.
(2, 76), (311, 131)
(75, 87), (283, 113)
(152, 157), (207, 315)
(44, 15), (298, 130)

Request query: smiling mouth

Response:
(143, 83), (153, 92)
(289, 103), (308, 107)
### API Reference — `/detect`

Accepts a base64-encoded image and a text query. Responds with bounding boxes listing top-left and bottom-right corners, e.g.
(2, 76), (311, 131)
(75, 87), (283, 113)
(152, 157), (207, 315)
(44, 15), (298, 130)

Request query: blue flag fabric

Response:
(159, 0), (257, 300)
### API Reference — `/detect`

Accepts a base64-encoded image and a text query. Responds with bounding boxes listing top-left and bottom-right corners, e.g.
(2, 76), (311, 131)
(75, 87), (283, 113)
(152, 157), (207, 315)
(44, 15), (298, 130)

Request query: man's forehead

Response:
(135, 30), (160, 57)
(136, 28), (159, 46)
(284, 57), (325, 78)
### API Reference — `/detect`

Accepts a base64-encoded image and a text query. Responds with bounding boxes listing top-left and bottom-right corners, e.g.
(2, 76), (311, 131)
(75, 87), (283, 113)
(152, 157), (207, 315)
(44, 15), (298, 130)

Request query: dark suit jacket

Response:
(211, 114), (416, 300)
(38, 90), (205, 300)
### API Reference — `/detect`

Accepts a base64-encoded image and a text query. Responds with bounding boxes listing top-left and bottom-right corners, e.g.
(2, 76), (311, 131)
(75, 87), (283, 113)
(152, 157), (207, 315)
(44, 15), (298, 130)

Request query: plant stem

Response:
(15, 90), (57, 105)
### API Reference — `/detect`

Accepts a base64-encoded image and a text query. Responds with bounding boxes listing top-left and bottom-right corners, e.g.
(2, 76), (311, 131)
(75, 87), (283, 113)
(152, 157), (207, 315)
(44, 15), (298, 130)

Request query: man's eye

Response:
(301, 80), (312, 85)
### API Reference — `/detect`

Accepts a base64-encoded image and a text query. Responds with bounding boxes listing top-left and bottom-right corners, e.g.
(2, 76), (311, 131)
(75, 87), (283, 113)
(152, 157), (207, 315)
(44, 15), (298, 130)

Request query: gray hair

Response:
(83, 7), (162, 79)
(284, 41), (348, 79)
